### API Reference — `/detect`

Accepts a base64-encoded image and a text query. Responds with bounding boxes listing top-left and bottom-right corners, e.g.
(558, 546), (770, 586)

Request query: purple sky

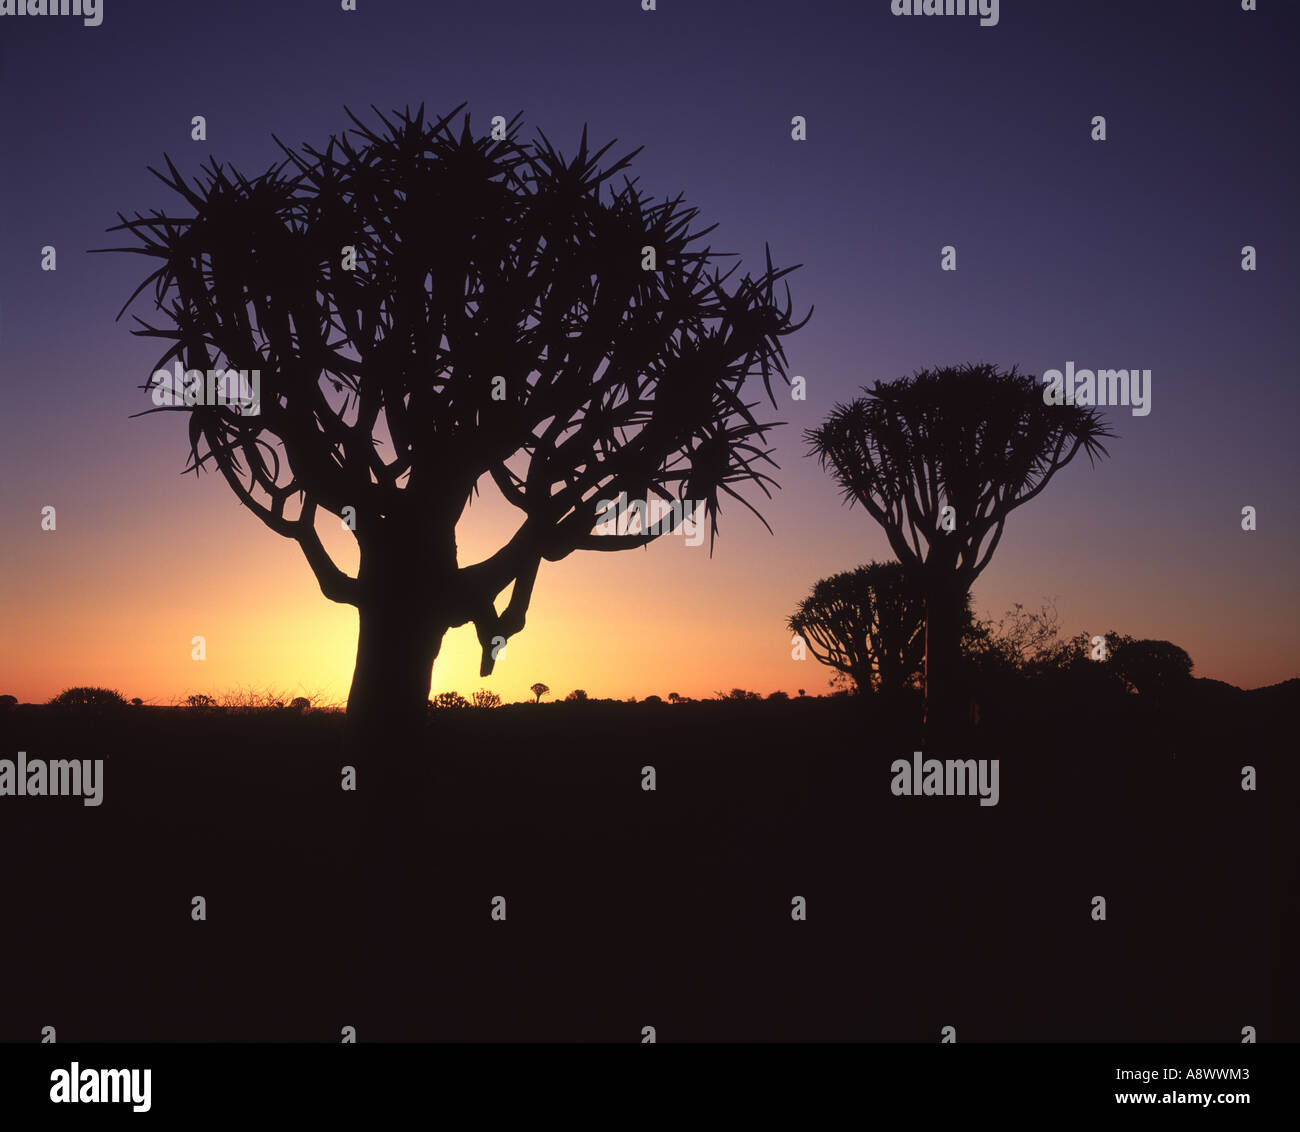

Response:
(1, 0), (1296, 701)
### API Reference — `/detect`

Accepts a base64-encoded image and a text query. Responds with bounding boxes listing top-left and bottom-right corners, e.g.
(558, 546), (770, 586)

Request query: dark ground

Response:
(1, 686), (1295, 1042)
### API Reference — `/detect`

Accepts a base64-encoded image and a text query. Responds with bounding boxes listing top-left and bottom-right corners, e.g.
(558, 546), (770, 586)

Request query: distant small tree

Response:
(667, 692), (681, 704)
(185, 693), (217, 709)
(797, 688), (806, 697)
(289, 696), (312, 713)
(471, 689), (502, 709)
(130, 697), (144, 707)
(0, 694), (17, 711)
(565, 688), (589, 702)
(429, 691), (469, 710)
(643, 694), (663, 704)
(717, 688), (761, 701)
(767, 690), (790, 701)
(531, 683), (550, 703)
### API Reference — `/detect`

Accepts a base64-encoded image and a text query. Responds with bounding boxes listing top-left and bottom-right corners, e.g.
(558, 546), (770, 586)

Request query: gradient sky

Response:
(1, 0), (1296, 706)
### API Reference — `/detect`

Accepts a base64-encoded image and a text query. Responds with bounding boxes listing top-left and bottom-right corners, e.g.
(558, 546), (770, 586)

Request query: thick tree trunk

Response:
(343, 577), (451, 1030)
(345, 597), (448, 875)
(923, 583), (967, 753)
(333, 517), (462, 1031)
(346, 600), (446, 740)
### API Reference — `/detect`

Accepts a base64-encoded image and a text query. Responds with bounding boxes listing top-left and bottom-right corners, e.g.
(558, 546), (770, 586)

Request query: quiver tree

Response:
(105, 104), (809, 737)
(806, 364), (1113, 745)
(787, 561), (930, 696)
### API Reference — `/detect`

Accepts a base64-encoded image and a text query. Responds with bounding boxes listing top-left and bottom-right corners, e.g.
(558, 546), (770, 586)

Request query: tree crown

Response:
(806, 363), (1114, 585)
(104, 104), (810, 673)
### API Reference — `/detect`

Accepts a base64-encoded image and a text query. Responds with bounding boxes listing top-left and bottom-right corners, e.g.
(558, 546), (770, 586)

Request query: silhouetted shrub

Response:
(766, 690), (790, 701)
(130, 698), (143, 707)
(825, 671), (862, 697)
(217, 687), (294, 712)
(186, 694), (218, 710)
(0, 694), (17, 710)
(1014, 632), (1129, 708)
(429, 692), (469, 710)
(643, 694), (663, 704)
(1108, 636), (1194, 697)
(960, 613), (1173, 718)
(50, 687), (127, 709)
(565, 689), (589, 702)
(716, 688), (761, 701)
(289, 697), (312, 713)
(471, 690), (502, 709)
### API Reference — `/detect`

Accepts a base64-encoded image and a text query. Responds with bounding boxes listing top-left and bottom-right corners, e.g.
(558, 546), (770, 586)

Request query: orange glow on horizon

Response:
(2, 462), (1295, 708)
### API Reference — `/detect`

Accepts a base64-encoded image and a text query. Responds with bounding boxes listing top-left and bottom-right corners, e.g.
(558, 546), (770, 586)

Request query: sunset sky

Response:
(1, 0), (1296, 706)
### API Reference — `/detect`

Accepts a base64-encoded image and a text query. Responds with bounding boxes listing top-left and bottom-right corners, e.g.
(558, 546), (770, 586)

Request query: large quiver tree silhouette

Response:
(106, 105), (809, 737)
(806, 363), (1113, 745)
